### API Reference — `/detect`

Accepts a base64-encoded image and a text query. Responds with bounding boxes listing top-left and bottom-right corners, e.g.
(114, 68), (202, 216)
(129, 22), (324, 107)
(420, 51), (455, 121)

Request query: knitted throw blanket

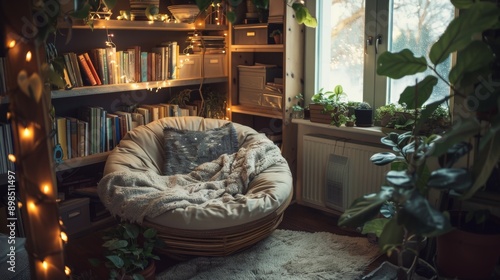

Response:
(97, 138), (286, 223)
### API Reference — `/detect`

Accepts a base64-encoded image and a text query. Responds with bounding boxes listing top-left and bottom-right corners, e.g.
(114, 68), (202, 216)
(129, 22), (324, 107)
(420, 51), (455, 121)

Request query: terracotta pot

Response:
(436, 212), (500, 280)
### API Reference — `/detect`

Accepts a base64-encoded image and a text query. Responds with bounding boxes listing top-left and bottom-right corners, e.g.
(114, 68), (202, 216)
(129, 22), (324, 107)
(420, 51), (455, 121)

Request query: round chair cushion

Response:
(100, 116), (293, 256)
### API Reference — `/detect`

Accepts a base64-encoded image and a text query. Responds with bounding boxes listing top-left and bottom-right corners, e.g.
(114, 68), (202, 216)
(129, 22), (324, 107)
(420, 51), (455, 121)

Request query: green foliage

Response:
(340, 0), (500, 274)
(356, 102), (371, 110)
(92, 222), (162, 280)
(292, 93), (304, 111)
(311, 87), (349, 127)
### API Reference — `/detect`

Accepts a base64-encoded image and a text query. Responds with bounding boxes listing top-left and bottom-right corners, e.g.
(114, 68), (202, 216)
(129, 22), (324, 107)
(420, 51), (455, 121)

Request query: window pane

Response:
(387, 0), (455, 105)
(317, 0), (365, 102)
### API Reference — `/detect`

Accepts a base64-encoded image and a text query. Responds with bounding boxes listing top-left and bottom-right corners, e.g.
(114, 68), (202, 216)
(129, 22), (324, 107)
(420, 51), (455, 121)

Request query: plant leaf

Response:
(292, 3), (317, 27)
(70, 3), (91, 19)
(451, 0), (475, 9)
(105, 255), (124, 268)
(427, 168), (472, 191)
(103, 239), (128, 250)
(378, 217), (404, 253)
(386, 170), (413, 188)
(362, 218), (389, 237)
(438, 141), (472, 168)
(195, 0), (213, 11)
(449, 41), (494, 86)
(429, 1), (499, 65)
(462, 116), (500, 199)
(398, 76), (439, 109)
(377, 49), (428, 79)
(370, 152), (397, 166)
(429, 118), (481, 157)
(399, 190), (452, 236)
(338, 187), (394, 228)
(415, 98), (450, 134)
(143, 228), (157, 239)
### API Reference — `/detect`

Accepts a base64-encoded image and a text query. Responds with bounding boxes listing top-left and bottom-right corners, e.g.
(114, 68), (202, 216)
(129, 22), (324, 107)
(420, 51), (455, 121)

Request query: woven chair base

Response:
(143, 194), (292, 259)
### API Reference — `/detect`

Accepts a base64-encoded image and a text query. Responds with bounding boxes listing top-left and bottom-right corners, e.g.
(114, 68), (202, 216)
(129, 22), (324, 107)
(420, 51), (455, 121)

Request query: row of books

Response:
(0, 122), (15, 174)
(54, 103), (198, 161)
(61, 42), (180, 89)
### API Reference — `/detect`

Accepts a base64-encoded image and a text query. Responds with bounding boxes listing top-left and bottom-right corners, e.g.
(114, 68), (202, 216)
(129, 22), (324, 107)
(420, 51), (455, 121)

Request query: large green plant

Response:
(338, 0), (499, 278)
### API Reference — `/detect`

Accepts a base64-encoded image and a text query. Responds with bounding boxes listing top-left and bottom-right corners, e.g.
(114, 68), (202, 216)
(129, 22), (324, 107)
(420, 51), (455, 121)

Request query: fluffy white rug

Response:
(157, 229), (380, 280)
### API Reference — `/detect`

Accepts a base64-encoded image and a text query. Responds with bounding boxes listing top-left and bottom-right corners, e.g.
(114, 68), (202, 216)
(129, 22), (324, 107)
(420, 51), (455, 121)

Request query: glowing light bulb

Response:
(8, 40), (16, 48)
(42, 260), (48, 270)
(28, 201), (36, 212)
(23, 127), (31, 138)
(65, 266), (71, 276)
(60, 231), (68, 242)
(17, 201), (22, 209)
(42, 184), (50, 194)
(26, 51), (32, 62)
(59, 219), (64, 226)
(8, 154), (16, 162)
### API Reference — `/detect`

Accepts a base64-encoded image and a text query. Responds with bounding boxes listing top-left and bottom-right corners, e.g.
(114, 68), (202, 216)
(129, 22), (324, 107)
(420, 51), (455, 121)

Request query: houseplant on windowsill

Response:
(354, 101), (373, 127)
(90, 222), (163, 280)
(309, 85), (349, 127)
(291, 93), (304, 119)
(339, 1), (500, 279)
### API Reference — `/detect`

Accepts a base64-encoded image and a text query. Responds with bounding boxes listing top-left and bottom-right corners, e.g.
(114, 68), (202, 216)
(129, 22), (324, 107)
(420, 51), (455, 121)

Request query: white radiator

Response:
(302, 134), (391, 212)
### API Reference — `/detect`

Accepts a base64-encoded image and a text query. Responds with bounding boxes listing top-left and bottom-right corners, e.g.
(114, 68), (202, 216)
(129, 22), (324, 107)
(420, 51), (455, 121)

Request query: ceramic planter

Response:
(354, 109), (373, 127)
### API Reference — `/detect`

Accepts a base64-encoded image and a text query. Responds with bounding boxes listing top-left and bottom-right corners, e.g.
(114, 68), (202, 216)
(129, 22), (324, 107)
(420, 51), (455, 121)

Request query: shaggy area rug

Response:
(156, 229), (380, 280)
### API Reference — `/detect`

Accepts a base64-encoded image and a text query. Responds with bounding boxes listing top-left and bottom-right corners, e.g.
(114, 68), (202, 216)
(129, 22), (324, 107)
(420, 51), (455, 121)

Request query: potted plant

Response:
(344, 114), (356, 127)
(270, 29), (282, 44)
(309, 85), (349, 127)
(339, 1), (500, 279)
(354, 101), (373, 127)
(90, 222), (162, 280)
(291, 93), (304, 119)
(374, 103), (402, 127)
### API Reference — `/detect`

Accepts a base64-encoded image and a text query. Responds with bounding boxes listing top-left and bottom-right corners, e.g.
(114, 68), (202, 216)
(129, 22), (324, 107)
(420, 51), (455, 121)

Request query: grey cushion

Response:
(162, 122), (239, 175)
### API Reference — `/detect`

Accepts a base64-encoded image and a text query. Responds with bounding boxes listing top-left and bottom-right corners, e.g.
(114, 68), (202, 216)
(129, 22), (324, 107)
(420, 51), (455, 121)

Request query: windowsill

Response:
(292, 118), (386, 137)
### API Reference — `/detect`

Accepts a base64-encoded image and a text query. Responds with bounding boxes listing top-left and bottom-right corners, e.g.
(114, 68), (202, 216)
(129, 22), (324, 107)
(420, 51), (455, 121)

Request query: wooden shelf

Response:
(230, 105), (283, 119)
(231, 44), (283, 53)
(62, 19), (227, 31)
(51, 77), (228, 99)
(55, 152), (111, 172)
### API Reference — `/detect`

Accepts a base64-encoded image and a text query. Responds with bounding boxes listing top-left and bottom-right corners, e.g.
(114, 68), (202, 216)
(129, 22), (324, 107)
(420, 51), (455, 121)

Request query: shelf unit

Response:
(227, 3), (304, 178)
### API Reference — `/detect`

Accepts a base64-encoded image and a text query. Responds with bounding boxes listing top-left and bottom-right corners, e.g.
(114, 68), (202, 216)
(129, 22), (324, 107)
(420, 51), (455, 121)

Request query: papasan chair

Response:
(97, 116), (293, 258)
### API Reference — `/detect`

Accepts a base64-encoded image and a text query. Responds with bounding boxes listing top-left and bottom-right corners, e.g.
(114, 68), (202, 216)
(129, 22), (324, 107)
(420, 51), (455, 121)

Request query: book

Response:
(56, 117), (69, 160)
(83, 52), (102, 85)
(78, 53), (98, 86)
(63, 53), (77, 87)
(140, 51), (148, 82)
(106, 47), (117, 84)
(135, 107), (150, 124)
(77, 120), (88, 157)
(66, 117), (79, 158)
(69, 52), (84, 87)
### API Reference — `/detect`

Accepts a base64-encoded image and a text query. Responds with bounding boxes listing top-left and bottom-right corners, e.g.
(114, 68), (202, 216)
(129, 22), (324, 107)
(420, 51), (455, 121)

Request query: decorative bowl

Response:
(167, 5), (200, 23)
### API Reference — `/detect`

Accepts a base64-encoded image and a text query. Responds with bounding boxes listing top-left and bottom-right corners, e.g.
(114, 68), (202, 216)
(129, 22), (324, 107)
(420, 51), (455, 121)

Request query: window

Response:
(309, 0), (455, 109)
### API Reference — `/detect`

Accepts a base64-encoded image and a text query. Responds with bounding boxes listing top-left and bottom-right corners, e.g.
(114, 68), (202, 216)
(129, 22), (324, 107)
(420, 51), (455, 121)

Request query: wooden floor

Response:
(65, 202), (383, 279)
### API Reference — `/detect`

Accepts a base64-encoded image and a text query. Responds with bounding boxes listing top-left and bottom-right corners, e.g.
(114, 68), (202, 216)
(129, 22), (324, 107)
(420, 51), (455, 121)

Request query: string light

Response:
(8, 40), (16, 48)
(42, 184), (50, 194)
(64, 266), (71, 276)
(8, 154), (16, 162)
(23, 127), (31, 138)
(60, 231), (68, 243)
(42, 260), (48, 270)
(17, 201), (22, 209)
(26, 51), (32, 62)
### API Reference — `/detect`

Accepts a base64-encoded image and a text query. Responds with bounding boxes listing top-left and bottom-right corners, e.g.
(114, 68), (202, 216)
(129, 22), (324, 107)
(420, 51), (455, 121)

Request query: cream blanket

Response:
(97, 138), (286, 223)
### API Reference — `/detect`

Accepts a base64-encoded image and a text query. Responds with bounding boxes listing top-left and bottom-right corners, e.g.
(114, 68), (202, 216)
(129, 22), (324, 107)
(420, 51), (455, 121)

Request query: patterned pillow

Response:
(163, 122), (239, 175)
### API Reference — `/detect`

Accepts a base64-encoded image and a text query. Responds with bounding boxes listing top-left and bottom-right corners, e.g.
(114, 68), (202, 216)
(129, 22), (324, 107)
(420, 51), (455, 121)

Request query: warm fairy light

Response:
(8, 40), (16, 48)
(6, 112), (11, 119)
(26, 51), (32, 62)
(23, 127), (31, 138)
(42, 260), (48, 270)
(59, 219), (64, 226)
(65, 266), (71, 276)
(18, 201), (22, 209)
(60, 231), (68, 242)
(8, 154), (16, 162)
(42, 184), (50, 194)
(28, 201), (36, 212)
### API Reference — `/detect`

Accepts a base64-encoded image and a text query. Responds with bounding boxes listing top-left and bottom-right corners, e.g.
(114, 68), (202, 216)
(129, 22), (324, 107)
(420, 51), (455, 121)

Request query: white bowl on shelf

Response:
(168, 5), (200, 23)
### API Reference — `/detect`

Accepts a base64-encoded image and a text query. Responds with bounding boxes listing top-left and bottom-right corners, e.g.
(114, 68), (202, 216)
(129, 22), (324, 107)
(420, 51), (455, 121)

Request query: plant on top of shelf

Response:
(194, 0), (317, 27)
(338, 1), (500, 278)
(70, 0), (117, 29)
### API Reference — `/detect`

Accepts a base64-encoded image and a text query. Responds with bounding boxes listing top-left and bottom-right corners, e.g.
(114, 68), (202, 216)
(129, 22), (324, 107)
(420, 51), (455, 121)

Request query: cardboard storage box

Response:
(203, 54), (226, 77)
(234, 24), (269, 45)
(59, 197), (91, 235)
(238, 64), (282, 107)
(178, 54), (202, 79)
